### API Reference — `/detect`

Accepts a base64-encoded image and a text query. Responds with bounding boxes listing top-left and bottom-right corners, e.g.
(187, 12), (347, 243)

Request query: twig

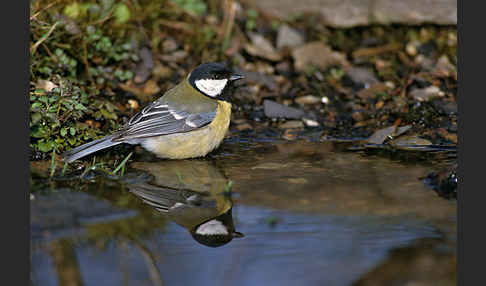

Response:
(221, 0), (236, 53)
(30, 0), (59, 21)
(30, 21), (60, 55)
(352, 43), (402, 59)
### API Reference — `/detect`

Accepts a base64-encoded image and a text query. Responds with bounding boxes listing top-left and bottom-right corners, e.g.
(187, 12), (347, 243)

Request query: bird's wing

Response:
(128, 183), (204, 213)
(112, 100), (217, 141)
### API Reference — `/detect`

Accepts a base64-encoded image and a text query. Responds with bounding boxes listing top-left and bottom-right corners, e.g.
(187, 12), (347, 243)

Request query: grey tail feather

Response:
(61, 134), (123, 163)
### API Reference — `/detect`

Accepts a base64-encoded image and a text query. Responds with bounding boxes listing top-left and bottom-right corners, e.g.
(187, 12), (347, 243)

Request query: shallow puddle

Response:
(30, 136), (456, 286)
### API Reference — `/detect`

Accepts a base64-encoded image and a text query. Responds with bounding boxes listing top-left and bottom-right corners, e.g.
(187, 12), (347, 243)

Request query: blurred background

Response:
(30, 1), (457, 286)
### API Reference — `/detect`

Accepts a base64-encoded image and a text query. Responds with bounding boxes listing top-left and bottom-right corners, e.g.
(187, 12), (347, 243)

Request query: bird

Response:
(128, 160), (244, 247)
(61, 62), (244, 163)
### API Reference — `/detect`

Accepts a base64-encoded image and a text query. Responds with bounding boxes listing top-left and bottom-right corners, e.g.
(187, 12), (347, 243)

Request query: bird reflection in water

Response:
(128, 159), (244, 247)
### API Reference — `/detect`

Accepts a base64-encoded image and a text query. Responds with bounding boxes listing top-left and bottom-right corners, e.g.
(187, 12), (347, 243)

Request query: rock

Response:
(389, 135), (432, 148)
(36, 80), (58, 92)
(365, 125), (396, 144)
(263, 100), (305, 119)
(134, 46), (155, 84)
(373, 0), (457, 25)
(276, 24), (304, 50)
(434, 55), (456, 78)
(279, 120), (304, 129)
(410, 86), (442, 102)
(345, 67), (378, 89)
(303, 118), (320, 127)
(162, 37), (178, 53)
(405, 41), (419, 56)
(393, 125), (412, 137)
(127, 99), (139, 110)
(292, 42), (349, 72)
(244, 32), (282, 61)
(295, 95), (321, 105)
(244, 0), (456, 27)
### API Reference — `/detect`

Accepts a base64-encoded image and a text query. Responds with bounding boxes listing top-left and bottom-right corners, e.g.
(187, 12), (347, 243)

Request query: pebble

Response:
(279, 120), (304, 129)
(292, 42), (349, 72)
(303, 118), (320, 127)
(410, 86), (442, 102)
(295, 95), (321, 105)
(276, 24), (304, 50)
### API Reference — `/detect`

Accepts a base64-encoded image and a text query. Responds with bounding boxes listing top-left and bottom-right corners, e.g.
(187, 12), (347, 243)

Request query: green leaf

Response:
(64, 2), (81, 19)
(31, 102), (43, 110)
(38, 141), (54, 152)
(70, 127), (76, 136)
(114, 3), (131, 24)
(74, 103), (87, 111)
(60, 127), (67, 137)
(31, 113), (42, 125)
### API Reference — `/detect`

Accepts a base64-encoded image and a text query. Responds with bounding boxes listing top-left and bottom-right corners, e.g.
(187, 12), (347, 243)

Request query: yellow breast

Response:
(141, 101), (232, 159)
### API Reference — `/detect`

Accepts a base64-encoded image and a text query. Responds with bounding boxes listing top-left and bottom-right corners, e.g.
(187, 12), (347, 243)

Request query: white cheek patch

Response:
(195, 79), (228, 97)
(195, 220), (228, 235)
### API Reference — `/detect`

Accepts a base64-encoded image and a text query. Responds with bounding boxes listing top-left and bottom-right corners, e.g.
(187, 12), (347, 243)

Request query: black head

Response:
(188, 62), (244, 101)
(189, 208), (244, 247)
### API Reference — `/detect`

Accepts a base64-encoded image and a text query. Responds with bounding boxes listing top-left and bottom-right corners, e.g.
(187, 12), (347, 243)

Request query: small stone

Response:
(366, 125), (397, 144)
(295, 95), (321, 105)
(134, 47), (155, 84)
(36, 80), (58, 92)
(292, 42), (349, 72)
(303, 118), (320, 127)
(410, 86), (442, 101)
(385, 81), (395, 89)
(162, 37), (178, 53)
(434, 55), (456, 77)
(279, 120), (304, 129)
(127, 99), (139, 110)
(263, 100), (305, 119)
(406, 41), (419, 56)
(346, 67), (378, 88)
(276, 24), (304, 50)
(314, 71), (324, 81)
(390, 135), (432, 148)
(244, 32), (282, 61)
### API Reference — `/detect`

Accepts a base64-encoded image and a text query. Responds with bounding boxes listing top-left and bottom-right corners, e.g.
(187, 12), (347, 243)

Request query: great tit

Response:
(129, 160), (244, 247)
(61, 62), (244, 163)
